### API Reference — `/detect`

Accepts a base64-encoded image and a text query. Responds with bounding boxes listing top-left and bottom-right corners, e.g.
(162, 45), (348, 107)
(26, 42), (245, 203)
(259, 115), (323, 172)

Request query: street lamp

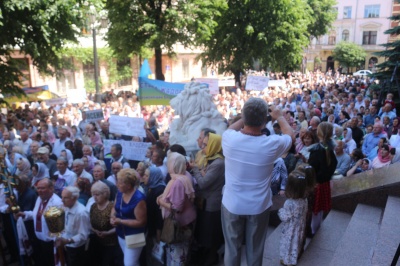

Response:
(88, 5), (101, 103)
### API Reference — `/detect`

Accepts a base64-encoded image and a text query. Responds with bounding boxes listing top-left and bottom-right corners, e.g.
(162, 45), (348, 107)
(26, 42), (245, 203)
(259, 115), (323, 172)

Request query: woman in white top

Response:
(343, 127), (357, 155)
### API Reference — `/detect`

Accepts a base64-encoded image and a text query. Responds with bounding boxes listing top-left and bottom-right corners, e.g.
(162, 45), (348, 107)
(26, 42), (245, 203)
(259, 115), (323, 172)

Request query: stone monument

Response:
(169, 82), (227, 153)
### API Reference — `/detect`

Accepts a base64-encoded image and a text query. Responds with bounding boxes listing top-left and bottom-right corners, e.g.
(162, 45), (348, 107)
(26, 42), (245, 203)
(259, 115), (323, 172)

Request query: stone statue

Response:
(169, 82), (227, 152)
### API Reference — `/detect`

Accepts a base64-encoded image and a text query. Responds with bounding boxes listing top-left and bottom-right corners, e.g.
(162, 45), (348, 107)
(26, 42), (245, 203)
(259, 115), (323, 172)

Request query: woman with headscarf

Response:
(372, 144), (392, 169)
(157, 152), (196, 265)
(142, 166), (166, 263)
(15, 158), (32, 179)
(343, 127), (357, 155)
(191, 133), (225, 265)
(31, 162), (50, 188)
(90, 131), (103, 159)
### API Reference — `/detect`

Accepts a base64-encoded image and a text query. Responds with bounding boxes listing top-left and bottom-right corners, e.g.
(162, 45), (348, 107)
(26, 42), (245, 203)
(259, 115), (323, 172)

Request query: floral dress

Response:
(278, 198), (308, 265)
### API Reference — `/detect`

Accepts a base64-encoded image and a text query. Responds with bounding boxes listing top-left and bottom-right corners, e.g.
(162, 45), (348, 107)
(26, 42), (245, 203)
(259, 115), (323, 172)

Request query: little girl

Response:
(279, 166), (315, 266)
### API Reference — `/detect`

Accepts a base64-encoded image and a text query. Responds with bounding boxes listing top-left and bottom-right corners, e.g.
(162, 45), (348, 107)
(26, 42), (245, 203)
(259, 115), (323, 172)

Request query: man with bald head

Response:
(334, 140), (351, 176)
(93, 165), (117, 200)
(107, 161), (122, 185)
(19, 179), (62, 266)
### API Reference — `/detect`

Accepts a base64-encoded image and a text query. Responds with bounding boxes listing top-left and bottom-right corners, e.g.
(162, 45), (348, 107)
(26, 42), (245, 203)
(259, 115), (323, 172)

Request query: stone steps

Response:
(329, 204), (382, 266)
(297, 210), (352, 265)
(371, 196), (400, 266)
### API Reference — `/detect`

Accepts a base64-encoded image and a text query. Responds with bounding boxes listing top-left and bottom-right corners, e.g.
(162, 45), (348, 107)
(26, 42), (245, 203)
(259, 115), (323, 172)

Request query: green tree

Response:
(105, 0), (225, 80)
(332, 41), (366, 73)
(199, 0), (336, 84)
(307, 0), (337, 38)
(372, 15), (400, 82)
(0, 0), (85, 98)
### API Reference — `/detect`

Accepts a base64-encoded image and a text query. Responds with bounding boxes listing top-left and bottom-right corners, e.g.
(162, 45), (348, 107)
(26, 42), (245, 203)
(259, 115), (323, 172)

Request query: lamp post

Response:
(88, 6), (101, 103)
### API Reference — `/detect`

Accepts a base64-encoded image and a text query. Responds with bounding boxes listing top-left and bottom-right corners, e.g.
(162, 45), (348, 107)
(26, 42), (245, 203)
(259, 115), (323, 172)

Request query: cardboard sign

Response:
(85, 109), (104, 122)
(195, 78), (219, 95)
(245, 76), (270, 91)
(109, 116), (146, 137)
(103, 140), (151, 161)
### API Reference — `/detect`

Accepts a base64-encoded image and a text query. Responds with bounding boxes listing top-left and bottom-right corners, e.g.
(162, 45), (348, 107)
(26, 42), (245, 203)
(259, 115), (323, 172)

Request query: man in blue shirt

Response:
(362, 122), (386, 156)
(363, 105), (378, 127)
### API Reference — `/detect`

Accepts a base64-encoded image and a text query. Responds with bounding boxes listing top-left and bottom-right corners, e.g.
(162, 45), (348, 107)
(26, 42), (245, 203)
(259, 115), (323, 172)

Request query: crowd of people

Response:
(0, 69), (398, 266)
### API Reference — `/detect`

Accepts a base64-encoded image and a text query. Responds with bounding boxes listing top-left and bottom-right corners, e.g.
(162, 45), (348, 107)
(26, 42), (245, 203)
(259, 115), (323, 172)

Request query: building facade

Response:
(305, 0), (393, 73)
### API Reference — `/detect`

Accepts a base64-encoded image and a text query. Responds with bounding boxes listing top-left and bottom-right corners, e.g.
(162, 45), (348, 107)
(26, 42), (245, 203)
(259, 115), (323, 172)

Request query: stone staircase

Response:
(260, 162), (400, 266)
(262, 196), (400, 266)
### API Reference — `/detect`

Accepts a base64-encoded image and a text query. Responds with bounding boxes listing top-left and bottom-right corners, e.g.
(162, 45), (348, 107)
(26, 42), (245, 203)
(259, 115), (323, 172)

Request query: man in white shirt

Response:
(56, 186), (90, 266)
(107, 161), (123, 185)
(54, 157), (77, 187)
(151, 148), (168, 179)
(221, 99), (293, 266)
(52, 126), (71, 157)
(72, 159), (93, 183)
(17, 130), (32, 156)
(19, 179), (62, 266)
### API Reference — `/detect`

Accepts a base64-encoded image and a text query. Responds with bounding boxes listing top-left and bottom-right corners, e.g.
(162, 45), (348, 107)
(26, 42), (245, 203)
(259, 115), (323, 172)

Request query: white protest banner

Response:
(85, 109), (104, 122)
(45, 98), (68, 106)
(268, 80), (286, 88)
(245, 75), (269, 91)
(103, 140), (151, 161)
(109, 116), (146, 137)
(195, 78), (219, 95)
(218, 78), (235, 87)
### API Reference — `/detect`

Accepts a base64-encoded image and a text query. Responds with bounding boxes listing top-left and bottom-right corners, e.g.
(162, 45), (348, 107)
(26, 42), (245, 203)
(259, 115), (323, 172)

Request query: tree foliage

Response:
(307, 0), (337, 37)
(0, 0), (85, 98)
(332, 42), (367, 70)
(200, 0), (333, 83)
(105, 0), (225, 80)
(372, 15), (400, 82)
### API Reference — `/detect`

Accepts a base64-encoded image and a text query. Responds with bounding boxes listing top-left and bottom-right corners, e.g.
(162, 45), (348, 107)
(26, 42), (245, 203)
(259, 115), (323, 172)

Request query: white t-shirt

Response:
(222, 129), (292, 215)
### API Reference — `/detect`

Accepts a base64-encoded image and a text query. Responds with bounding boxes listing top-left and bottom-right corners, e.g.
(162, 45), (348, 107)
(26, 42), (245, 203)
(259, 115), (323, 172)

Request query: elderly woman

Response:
(142, 166), (166, 262)
(89, 181), (123, 266)
(110, 168), (147, 266)
(90, 131), (104, 159)
(6, 146), (25, 174)
(191, 133), (225, 266)
(16, 158), (32, 178)
(157, 152), (196, 265)
(31, 162), (50, 187)
(372, 144), (392, 169)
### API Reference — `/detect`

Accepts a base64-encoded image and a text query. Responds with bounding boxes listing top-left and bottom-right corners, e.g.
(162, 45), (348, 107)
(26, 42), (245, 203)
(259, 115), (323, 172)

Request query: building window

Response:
(362, 31), (377, 45)
(182, 59), (189, 79)
(342, 30), (349, 41)
(14, 58), (31, 88)
(343, 6), (352, 19)
(117, 58), (132, 87)
(364, 5), (380, 18)
(328, 31), (336, 45)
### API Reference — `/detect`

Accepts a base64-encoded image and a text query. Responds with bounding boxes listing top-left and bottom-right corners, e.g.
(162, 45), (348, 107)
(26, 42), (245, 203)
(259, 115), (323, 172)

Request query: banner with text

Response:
(45, 98), (68, 106)
(104, 140), (151, 161)
(268, 80), (286, 88)
(195, 78), (219, 95)
(109, 116), (146, 137)
(85, 109), (104, 122)
(245, 75), (270, 91)
(138, 77), (185, 106)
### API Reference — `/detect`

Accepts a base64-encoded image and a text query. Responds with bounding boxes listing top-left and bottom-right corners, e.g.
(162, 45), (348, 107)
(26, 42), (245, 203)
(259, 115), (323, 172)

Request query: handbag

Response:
(160, 209), (193, 244)
(125, 233), (146, 248)
(160, 210), (177, 244)
(119, 195), (146, 249)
